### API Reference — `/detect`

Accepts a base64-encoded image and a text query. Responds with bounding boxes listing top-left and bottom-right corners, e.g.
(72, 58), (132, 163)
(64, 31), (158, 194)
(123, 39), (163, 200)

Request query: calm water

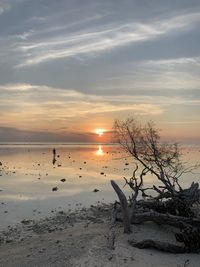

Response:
(0, 143), (199, 229)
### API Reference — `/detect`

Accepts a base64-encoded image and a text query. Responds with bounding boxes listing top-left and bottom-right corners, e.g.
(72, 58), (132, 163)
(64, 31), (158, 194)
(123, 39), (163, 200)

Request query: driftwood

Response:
(128, 239), (188, 253)
(111, 180), (131, 233)
(129, 226), (200, 253)
(111, 179), (200, 253)
(175, 226), (200, 251)
(112, 118), (200, 253)
(131, 211), (200, 227)
(133, 182), (200, 216)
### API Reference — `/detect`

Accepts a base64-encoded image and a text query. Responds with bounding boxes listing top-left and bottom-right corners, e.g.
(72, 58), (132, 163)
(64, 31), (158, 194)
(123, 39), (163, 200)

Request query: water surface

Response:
(0, 143), (199, 229)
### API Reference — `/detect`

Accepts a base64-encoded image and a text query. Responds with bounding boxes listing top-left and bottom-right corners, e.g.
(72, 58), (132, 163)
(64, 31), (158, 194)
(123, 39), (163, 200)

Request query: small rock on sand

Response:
(52, 187), (58, 192)
(93, 189), (99, 192)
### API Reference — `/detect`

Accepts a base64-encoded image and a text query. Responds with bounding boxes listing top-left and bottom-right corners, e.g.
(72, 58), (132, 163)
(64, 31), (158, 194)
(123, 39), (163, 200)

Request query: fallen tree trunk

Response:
(136, 183), (200, 217)
(136, 198), (193, 217)
(131, 211), (200, 227)
(128, 239), (188, 253)
(129, 226), (200, 254)
(111, 180), (131, 233)
(111, 180), (200, 253)
(175, 226), (200, 251)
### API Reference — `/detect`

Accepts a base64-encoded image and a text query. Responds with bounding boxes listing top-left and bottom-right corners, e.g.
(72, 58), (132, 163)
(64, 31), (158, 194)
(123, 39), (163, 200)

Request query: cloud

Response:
(97, 55), (200, 93)
(0, 0), (25, 15)
(0, 2), (200, 143)
(0, 83), (164, 133)
(143, 57), (200, 67)
(16, 11), (200, 67)
(0, 1), (11, 15)
(0, 83), (37, 91)
(0, 126), (94, 142)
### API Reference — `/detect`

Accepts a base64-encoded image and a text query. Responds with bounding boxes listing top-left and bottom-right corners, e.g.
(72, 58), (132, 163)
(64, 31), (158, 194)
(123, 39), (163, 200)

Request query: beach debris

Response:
(0, 162), (2, 166)
(57, 164), (62, 167)
(52, 187), (58, 192)
(184, 259), (190, 267)
(21, 219), (33, 225)
(38, 248), (46, 253)
(60, 178), (66, 182)
(93, 188), (99, 192)
(58, 211), (64, 215)
(100, 172), (104, 175)
(108, 255), (113, 261)
(107, 229), (115, 250)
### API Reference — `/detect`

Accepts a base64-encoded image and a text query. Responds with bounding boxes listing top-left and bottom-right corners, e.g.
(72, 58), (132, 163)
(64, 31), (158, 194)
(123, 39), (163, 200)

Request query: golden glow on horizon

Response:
(95, 128), (105, 137)
(95, 145), (105, 156)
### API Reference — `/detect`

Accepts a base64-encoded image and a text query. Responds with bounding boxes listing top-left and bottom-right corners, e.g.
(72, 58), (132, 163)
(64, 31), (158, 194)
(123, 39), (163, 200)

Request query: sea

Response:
(0, 142), (199, 229)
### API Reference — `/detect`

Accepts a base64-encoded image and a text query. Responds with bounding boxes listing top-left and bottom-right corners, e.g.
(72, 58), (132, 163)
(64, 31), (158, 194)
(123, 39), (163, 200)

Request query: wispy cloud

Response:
(0, 83), (164, 131)
(0, 83), (37, 91)
(0, 0), (25, 15)
(0, 1), (11, 15)
(143, 57), (200, 67)
(16, 12), (200, 67)
(99, 55), (200, 92)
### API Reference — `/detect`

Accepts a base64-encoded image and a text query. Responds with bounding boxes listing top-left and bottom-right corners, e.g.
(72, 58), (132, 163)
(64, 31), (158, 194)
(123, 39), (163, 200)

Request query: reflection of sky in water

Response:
(0, 144), (199, 229)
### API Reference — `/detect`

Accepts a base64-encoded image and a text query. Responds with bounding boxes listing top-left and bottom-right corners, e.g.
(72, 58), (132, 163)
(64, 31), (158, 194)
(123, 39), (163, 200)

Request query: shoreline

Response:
(0, 204), (199, 267)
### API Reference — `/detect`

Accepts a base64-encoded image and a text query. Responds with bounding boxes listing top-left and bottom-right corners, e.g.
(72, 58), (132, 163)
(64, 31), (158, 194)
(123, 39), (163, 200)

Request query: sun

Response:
(95, 128), (105, 137)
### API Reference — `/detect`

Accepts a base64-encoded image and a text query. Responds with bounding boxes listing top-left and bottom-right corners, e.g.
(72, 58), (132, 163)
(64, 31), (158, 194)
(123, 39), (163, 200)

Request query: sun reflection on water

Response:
(95, 145), (105, 156)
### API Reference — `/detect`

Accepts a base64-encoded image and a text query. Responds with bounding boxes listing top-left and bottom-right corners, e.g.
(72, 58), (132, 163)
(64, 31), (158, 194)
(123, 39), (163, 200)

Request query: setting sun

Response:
(95, 128), (105, 137)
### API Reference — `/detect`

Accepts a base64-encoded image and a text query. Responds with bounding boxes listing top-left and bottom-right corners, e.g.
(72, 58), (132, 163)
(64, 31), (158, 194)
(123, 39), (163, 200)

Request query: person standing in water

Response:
(53, 148), (56, 165)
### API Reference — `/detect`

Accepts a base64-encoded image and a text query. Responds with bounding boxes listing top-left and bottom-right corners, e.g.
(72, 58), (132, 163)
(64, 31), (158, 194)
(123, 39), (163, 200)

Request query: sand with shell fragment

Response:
(0, 205), (199, 267)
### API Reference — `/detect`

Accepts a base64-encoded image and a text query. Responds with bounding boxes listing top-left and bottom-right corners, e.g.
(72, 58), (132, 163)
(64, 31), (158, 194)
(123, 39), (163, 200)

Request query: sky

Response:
(0, 0), (200, 143)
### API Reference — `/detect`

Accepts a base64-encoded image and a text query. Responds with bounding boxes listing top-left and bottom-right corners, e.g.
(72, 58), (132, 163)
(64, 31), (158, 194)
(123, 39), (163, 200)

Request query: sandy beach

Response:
(1, 0), (200, 265)
(0, 204), (199, 267)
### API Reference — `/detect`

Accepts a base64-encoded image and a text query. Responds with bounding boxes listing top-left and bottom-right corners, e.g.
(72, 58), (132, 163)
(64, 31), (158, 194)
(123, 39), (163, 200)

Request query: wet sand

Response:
(0, 204), (199, 267)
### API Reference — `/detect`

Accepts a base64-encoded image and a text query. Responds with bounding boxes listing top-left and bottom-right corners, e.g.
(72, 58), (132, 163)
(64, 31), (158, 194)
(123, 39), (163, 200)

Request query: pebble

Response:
(93, 189), (99, 192)
(52, 187), (58, 192)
